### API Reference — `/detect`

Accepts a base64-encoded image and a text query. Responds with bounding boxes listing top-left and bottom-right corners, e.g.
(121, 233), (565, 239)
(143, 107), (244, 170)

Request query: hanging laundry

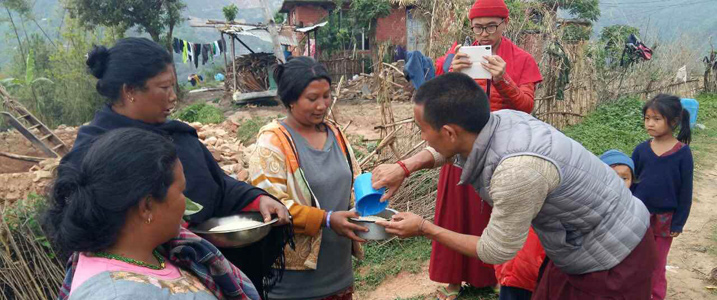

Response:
(219, 39), (226, 53)
(174, 37), (228, 66)
(173, 38), (182, 54)
(192, 43), (201, 68)
(187, 41), (194, 63)
(182, 40), (189, 64)
(207, 43), (214, 62)
(202, 44), (210, 65)
(214, 41), (221, 57)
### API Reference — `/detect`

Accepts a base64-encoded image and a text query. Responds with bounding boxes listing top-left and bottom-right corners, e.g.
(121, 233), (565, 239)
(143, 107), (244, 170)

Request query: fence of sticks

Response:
(328, 45), (439, 220)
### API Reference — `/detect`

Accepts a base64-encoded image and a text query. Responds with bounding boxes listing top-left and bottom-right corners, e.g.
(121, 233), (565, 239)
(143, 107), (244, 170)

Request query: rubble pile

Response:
(187, 120), (253, 182)
(0, 121), (254, 203)
(339, 61), (414, 102)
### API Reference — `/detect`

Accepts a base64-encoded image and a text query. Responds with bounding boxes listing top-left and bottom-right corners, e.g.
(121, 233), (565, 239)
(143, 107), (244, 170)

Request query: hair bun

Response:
(87, 45), (110, 79)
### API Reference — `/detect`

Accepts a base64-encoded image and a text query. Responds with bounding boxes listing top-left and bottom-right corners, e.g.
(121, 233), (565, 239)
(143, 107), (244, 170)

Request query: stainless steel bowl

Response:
(349, 208), (397, 241)
(190, 212), (278, 248)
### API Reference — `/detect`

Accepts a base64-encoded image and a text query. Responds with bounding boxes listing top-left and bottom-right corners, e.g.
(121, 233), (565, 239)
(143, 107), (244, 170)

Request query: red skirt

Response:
(532, 228), (657, 300)
(428, 164), (497, 287)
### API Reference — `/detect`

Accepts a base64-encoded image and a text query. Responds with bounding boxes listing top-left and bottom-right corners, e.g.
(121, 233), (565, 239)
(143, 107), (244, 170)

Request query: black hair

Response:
(609, 163), (637, 185)
(273, 56), (332, 108)
(42, 128), (178, 257)
(413, 72), (490, 134)
(87, 37), (174, 103)
(642, 93), (692, 145)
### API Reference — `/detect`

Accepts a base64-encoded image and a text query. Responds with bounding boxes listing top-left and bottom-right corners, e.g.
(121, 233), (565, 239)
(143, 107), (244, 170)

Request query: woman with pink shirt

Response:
(42, 128), (261, 300)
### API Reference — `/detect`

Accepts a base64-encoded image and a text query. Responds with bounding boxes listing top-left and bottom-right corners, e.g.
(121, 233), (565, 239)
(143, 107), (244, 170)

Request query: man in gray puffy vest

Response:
(373, 72), (657, 299)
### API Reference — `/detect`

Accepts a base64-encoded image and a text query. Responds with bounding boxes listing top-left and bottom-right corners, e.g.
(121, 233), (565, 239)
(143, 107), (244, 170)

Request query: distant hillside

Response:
(2, 0), (716, 77)
(0, 0), (283, 79)
(595, 0), (717, 47)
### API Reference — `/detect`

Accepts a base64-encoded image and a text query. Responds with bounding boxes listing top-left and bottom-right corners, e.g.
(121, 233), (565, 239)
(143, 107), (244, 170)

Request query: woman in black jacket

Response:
(60, 37), (292, 298)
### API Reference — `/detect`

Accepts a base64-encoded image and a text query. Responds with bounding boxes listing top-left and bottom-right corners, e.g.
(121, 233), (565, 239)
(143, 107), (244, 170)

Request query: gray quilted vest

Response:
(458, 110), (650, 274)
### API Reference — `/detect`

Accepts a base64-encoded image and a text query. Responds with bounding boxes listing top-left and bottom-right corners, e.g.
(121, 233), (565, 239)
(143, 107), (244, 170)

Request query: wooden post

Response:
(231, 36), (237, 92)
(221, 32), (228, 73)
(314, 30), (319, 60)
(307, 36), (311, 58)
(259, 0), (286, 63)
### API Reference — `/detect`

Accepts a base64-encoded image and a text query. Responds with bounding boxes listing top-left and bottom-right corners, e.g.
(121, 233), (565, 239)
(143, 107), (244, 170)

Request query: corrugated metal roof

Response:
(295, 21), (328, 33)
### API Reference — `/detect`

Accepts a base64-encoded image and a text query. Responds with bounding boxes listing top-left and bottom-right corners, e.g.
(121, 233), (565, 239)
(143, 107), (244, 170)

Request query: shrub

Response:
(237, 116), (273, 145)
(562, 97), (649, 155)
(172, 103), (225, 124)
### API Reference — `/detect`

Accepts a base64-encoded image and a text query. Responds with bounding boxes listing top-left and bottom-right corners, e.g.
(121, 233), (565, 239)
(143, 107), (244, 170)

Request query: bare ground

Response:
(666, 165), (717, 300)
(4, 95), (714, 299)
(357, 263), (442, 300)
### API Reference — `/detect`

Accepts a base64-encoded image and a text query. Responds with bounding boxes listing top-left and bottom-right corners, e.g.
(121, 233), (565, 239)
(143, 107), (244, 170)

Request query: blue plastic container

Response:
(680, 98), (699, 129)
(354, 173), (388, 216)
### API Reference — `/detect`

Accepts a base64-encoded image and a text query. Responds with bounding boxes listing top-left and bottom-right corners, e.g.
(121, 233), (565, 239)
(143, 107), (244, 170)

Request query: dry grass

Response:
(0, 195), (64, 300)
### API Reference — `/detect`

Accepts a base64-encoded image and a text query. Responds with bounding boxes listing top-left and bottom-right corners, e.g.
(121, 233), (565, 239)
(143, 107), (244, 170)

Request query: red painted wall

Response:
(375, 8), (407, 46)
(290, 5), (329, 27)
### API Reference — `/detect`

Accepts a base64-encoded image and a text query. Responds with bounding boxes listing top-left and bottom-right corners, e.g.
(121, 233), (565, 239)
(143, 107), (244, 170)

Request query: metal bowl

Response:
(190, 212), (278, 248)
(349, 208), (397, 241)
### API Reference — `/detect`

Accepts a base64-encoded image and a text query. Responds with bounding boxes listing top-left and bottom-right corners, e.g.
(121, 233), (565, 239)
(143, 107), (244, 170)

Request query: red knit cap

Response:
(469, 0), (510, 20)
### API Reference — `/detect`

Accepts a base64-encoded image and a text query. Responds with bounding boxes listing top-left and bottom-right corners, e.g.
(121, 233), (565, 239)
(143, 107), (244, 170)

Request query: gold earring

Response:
(130, 97), (136, 103)
(146, 216), (152, 224)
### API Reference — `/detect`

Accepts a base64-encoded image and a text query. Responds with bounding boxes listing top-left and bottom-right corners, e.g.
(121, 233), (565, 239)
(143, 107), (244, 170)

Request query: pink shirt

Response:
(70, 253), (181, 295)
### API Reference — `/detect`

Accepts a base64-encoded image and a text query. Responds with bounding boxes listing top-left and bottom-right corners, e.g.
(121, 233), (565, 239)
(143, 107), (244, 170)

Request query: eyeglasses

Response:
(471, 19), (505, 35)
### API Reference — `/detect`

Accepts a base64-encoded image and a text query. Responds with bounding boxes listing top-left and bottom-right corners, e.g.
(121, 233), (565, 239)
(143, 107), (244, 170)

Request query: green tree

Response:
(540, 0), (600, 22)
(2, 16), (121, 127)
(274, 12), (285, 24)
(349, 0), (391, 30)
(223, 4), (238, 23)
(1, 0), (32, 67)
(315, 0), (391, 58)
(65, 0), (186, 50)
(599, 24), (641, 67)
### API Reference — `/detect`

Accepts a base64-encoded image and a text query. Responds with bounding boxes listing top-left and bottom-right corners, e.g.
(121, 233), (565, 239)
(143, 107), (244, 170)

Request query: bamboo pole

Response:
(0, 152), (45, 162)
(359, 125), (403, 167)
(221, 33), (229, 73)
(373, 118), (414, 130)
(231, 36), (237, 92)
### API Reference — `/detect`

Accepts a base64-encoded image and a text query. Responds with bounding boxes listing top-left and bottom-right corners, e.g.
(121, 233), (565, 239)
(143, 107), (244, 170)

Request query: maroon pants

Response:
(532, 228), (658, 300)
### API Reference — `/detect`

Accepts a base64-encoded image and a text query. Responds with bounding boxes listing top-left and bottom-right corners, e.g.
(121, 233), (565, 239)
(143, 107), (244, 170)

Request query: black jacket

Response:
(62, 105), (268, 223)
(62, 105), (293, 297)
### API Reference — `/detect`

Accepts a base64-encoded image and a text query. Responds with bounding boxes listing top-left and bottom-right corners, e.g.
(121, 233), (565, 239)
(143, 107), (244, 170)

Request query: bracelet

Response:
(418, 219), (427, 235)
(326, 211), (333, 229)
(396, 161), (410, 177)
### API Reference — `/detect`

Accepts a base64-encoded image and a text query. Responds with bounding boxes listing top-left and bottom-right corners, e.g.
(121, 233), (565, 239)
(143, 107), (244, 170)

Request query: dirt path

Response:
(357, 263), (441, 300)
(666, 164), (717, 299)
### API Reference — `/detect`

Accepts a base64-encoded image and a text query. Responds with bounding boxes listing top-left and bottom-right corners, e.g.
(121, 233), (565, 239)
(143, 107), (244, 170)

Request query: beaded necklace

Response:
(93, 250), (166, 270)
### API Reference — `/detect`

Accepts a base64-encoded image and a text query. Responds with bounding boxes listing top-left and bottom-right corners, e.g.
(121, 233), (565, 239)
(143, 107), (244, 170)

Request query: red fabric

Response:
(650, 211), (675, 300)
(650, 212), (673, 238)
(652, 235), (672, 300)
(428, 37), (543, 288)
(435, 37), (542, 112)
(319, 286), (353, 300)
(429, 164), (497, 287)
(532, 228), (657, 300)
(658, 141), (685, 157)
(493, 228), (545, 292)
(469, 0), (509, 19)
(240, 196), (262, 212)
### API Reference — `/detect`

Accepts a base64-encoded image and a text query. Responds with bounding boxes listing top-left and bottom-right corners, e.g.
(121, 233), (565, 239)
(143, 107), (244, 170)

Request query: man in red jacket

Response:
(373, 0), (544, 299)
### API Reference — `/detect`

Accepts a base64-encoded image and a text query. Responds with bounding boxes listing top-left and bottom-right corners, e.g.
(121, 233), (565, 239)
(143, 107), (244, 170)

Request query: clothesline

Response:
(172, 37), (227, 69)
